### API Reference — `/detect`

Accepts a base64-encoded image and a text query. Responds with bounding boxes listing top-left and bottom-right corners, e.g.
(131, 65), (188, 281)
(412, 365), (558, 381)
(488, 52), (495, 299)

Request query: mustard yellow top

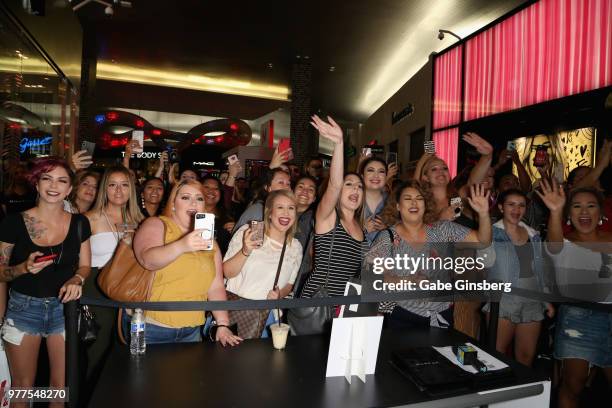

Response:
(147, 216), (217, 328)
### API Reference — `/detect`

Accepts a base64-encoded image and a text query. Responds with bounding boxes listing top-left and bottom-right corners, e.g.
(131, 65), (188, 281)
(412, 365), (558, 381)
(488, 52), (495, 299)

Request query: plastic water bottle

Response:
(130, 309), (146, 355)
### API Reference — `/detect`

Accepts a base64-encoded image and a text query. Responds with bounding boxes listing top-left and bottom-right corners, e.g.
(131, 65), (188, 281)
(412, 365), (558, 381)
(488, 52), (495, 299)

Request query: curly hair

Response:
(379, 180), (437, 226)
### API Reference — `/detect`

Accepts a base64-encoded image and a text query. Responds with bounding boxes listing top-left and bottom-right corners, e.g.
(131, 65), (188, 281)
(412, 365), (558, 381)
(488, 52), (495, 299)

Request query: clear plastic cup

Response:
(270, 323), (290, 350)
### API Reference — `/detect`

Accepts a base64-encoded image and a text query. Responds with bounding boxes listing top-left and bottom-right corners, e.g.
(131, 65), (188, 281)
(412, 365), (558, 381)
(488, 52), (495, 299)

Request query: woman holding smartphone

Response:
(223, 190), (303, 339)
(0, 157), (91, 408)
(133, 180), (241, 345)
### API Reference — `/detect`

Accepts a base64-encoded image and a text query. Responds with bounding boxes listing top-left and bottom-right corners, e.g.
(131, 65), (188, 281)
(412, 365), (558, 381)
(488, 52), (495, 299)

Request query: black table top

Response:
(89, 327), (547, 408)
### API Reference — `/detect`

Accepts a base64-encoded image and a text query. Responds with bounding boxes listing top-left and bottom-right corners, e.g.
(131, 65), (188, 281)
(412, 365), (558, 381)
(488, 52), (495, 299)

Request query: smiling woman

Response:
(0, 157), (91, 408)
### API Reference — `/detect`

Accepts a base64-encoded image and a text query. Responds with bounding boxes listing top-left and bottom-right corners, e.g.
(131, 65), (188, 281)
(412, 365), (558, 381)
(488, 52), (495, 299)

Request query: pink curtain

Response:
(464, 0), (612, 121)
(433, 46), (463, 129)
(433, 128), (459, 179)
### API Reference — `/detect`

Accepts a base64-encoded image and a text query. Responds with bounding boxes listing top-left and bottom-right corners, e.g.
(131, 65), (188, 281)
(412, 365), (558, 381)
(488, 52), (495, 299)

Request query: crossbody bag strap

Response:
(272, 233), (288, 290)
(322, 211), (340, 289)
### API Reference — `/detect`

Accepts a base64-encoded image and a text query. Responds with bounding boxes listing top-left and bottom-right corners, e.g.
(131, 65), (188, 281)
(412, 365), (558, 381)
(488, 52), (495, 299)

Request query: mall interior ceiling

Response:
(74, 0), (526, 122)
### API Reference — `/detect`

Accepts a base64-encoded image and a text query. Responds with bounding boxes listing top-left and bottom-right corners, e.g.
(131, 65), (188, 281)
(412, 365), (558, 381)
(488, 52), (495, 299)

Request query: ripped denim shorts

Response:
(1, 289), (65, 345)
(554, 305), (612, 367)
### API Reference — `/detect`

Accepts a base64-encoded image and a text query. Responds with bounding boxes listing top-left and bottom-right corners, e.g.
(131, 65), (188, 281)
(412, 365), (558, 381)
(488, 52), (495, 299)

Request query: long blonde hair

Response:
(264, 190), (298, 243)
(91, 165), (143, 224)
(162, 180), (204, 217)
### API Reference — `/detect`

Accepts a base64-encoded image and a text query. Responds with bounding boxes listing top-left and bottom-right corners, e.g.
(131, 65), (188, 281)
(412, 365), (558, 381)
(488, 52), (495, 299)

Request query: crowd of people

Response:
(0, 116), (610, 407)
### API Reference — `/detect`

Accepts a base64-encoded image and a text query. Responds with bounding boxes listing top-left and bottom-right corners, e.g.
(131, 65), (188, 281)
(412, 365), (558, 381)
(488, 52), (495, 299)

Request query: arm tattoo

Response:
(23, 212), (47, 240)
(0, 243), (21, 282)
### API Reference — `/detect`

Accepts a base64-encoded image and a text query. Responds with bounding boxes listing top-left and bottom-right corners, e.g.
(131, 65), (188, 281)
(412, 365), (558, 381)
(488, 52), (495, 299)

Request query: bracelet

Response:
(74, 274), (85, 285)
(241, 248), (251, 257)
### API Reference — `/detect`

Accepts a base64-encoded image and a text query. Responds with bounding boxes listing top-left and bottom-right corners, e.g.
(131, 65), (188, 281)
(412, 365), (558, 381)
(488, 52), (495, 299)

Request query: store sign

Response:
(19, 136), (53, 153)
(120, 151), (162, 159)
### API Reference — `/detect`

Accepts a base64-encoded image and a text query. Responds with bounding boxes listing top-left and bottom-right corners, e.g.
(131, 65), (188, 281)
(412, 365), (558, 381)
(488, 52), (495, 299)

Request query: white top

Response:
(546, 239), (612, 303)
(224, 225), (302, 300)
(90, 232), (119, 268)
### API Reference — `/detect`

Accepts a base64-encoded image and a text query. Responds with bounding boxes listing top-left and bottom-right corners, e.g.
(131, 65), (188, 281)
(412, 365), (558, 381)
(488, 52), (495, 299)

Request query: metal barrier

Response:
(64, 289), (611, 407)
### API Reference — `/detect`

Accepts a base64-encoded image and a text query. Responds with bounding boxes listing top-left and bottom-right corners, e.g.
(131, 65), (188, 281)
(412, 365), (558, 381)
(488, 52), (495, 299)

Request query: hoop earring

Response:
(599, 217), (604, 226)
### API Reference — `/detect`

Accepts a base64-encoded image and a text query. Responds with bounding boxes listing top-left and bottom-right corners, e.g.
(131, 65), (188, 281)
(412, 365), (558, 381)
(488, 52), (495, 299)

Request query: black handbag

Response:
(287, 215), (339, 335)
(78, 305), (99, 343)
(75, 216), (99, 343)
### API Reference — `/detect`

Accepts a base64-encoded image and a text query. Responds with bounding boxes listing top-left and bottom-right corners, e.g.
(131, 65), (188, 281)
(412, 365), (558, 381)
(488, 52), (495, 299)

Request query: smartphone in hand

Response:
(424, 140), (436, 154)
(250, 220), (264, 242)
(81, 141), (96, 157)
(228, 154), (239, 165)
(506, 141), (516, 151)
(362, 147), (372, 157)
(278, 138), (293, 160)
(35, 254), (57, 263)
(386, 152), (397, 164)
(132, 130), (144, 153)
(194, 213), (215, 250)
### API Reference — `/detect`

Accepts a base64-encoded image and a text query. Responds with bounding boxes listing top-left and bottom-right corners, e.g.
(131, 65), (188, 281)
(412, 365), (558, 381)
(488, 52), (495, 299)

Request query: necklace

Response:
(102, 209), (123, 243)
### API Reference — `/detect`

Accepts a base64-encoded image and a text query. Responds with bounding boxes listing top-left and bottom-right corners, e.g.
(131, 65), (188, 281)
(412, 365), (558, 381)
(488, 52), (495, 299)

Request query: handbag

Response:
(78, 305), (99, 343)
(287, 215), (339, 336)
(227, 233), (288, 339)
(97, 219), (166, 302)
(75, 217), (99, 343)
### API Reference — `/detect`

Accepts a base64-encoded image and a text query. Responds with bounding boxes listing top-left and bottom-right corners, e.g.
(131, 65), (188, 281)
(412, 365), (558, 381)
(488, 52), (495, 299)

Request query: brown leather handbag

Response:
(97, 219), (167, 302)
(97, 239), (154, 302)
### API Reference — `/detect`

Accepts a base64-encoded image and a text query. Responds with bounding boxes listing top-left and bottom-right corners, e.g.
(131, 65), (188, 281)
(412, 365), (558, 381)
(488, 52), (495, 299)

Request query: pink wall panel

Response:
(462, 0), (611, 121)
(432, 127), (459, 179)
(433, 46), (463, 129)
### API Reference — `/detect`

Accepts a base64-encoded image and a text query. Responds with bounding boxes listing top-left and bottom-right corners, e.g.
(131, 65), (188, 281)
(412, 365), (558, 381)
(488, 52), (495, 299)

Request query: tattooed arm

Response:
(0, 242), (25, 282)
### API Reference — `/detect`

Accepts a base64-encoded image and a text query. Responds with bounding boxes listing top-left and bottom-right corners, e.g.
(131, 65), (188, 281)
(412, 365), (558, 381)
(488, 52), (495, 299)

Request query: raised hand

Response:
(228, 161), (242, 178)
(72, 150), (93, 170)
(535, 178), (566, 213)
(311, 115), (343, 145)
(463, 132), (493, 156)
(386, 162), (399, 182)
(466, 183), (491, 215)
(269, 146), (292, 169)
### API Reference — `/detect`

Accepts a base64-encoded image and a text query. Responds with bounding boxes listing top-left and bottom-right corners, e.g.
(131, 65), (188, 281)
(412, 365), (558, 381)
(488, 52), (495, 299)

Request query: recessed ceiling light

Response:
(329, 66), (335, 72)
(267, 63), (273, 69)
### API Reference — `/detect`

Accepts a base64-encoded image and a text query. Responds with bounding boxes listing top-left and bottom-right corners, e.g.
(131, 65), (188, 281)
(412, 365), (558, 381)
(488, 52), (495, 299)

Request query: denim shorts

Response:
(554, 305), (612, 367)
(121, 311), (201, 345)
(1, 290), (65, 345)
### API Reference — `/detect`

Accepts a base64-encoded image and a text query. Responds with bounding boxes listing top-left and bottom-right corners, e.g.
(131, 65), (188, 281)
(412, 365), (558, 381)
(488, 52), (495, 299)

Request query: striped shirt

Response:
(300, 220), (368, 298)
(365, 221), (469, 324)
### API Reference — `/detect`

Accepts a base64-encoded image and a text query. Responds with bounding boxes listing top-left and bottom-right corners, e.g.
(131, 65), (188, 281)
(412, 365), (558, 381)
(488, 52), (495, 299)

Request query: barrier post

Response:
(487, 301), (499, 350)
(65, 300), (79, 408)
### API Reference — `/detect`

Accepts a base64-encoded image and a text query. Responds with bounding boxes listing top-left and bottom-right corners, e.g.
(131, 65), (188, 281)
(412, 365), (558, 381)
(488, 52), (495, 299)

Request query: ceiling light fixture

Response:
(96, 61), (289, 101)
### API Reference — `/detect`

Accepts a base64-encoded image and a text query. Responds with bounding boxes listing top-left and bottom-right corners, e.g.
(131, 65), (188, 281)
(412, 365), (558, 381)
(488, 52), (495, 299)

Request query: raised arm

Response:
(461, 183), (492, 246)
(154, 151), (168, 180)
(133, 217), (211, 270)
(312, 115), (344, 233)
(511, 149), (532, 192)
(535, 178), (566, 253)
(414, 152), (434, 182)
(573, 139), (611, 189)
(464, 132), (494, 187)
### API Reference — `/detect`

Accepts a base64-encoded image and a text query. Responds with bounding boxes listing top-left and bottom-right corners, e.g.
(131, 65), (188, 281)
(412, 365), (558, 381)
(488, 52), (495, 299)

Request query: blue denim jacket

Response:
(484, 220), (547, 290)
